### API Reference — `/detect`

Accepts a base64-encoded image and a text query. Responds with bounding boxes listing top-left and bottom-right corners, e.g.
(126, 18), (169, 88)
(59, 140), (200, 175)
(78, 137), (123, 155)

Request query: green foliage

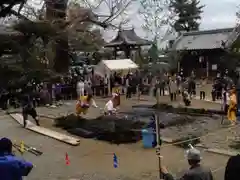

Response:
(170, 0), (204, 32)
(13, 21), (55, 39)
(148, 41), (159, 62)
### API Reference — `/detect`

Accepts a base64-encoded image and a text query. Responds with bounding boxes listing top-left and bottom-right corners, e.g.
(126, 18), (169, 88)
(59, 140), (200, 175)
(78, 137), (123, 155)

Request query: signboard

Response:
(212, 64), (217, 70)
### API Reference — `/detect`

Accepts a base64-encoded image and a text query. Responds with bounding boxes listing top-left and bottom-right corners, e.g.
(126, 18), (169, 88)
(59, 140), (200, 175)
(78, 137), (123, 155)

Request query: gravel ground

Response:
(161, 115), (224, 140)
(200, 122), (240, 151)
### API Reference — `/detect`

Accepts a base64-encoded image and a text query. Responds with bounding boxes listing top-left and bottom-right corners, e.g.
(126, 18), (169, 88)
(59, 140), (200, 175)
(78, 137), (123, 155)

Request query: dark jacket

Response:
(163, 165), (213, 180)
(225, 155), (240, 180)
(21, 94), (34, 109)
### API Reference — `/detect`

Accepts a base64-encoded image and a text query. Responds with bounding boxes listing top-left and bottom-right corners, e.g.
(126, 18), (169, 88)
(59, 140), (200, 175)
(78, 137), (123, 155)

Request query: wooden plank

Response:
(9, 113), (80, 146)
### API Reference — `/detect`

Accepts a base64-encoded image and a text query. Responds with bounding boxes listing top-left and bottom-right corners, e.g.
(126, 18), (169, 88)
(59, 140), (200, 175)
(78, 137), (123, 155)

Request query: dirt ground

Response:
(0, 114), (228, 180)
(1, 94), (233, 180)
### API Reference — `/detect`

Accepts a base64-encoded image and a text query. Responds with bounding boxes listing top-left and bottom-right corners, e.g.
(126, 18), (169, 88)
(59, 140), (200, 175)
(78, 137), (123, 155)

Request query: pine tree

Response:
(170, 0), (204, 32)
(148, 39), (159, 63)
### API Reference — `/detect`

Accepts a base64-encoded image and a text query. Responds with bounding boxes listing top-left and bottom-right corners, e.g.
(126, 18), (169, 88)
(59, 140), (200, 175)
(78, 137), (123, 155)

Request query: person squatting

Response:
(104, 93), (120, 115)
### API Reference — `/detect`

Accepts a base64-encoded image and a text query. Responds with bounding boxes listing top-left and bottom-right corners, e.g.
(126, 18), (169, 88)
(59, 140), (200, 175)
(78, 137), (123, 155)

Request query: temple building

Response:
(105, 28), (152, 59)
(170, 26), (240, 77)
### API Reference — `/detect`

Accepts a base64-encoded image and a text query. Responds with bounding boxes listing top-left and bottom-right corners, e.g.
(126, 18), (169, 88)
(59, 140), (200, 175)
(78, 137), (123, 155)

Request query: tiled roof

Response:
(172, 28), (234, 50)
(105, 28), (152, 47)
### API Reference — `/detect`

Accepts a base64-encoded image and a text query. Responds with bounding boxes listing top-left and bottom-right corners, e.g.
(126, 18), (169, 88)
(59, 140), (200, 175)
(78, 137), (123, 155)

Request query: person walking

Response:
(21, 87), (40, 128)
(199, 77), (207, 100)
(76, 77), (85, 99)
(228, 88), (237, 125)
(169, 77), (177, 101)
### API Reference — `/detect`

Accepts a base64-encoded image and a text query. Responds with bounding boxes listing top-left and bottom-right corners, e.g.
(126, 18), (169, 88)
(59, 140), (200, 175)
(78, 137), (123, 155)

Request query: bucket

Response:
(142, 128), (155, 148)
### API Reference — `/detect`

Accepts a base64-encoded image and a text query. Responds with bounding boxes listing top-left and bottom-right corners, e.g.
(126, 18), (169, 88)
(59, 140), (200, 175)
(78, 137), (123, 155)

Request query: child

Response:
(183, 90), (191, 106)
(104, 93), (119, 115)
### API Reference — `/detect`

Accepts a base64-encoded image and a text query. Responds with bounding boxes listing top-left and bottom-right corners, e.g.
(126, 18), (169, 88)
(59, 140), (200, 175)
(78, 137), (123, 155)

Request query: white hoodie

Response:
(77, 81), (84, 90)
(104, 100), (116, 112)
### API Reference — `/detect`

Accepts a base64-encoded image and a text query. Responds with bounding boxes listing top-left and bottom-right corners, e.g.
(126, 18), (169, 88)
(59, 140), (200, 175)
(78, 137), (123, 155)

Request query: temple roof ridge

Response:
(105, 27), (152, 47)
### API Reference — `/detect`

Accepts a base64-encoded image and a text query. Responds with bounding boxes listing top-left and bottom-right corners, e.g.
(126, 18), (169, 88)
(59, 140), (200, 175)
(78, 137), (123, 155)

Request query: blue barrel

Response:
(142, 128), (155, 148)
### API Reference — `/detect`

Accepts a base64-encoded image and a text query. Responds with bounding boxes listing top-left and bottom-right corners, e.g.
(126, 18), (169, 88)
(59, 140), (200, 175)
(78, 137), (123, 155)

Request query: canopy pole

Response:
(108, 73), (111, 97)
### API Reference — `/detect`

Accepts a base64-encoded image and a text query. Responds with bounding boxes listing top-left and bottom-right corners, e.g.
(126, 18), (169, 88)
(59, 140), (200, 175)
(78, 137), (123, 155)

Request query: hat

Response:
(186, 147), (201, 161)
(0, 137), (12, 153)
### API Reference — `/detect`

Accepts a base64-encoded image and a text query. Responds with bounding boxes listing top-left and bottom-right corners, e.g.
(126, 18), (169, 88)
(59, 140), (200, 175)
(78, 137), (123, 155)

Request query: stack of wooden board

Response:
(9, 113), (80, 146)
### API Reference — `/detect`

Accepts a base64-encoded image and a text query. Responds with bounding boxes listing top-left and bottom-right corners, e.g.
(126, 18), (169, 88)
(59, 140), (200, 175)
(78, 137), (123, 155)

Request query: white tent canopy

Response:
(94, 59), (139, 96)
(94, 59), (138, 77)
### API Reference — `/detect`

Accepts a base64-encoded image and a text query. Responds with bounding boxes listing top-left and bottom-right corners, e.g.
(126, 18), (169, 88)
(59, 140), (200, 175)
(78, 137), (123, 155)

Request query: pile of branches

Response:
(55, 113), (145, 144)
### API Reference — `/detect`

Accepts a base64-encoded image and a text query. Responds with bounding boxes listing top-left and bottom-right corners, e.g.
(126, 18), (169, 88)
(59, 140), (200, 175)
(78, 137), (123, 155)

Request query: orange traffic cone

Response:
(65, 153), (70, 165)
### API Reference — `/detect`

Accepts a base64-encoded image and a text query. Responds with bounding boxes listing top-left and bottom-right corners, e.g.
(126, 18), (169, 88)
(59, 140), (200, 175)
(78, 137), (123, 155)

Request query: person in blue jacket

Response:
(0, 138), (33, 180)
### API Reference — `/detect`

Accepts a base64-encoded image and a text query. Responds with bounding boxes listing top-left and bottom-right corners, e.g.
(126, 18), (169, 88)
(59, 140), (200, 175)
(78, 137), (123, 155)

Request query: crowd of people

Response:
(0, 69), (236, 127)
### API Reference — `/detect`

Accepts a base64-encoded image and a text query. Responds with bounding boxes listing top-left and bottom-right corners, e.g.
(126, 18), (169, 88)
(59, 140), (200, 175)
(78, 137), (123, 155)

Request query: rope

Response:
(161, 121), (240, 147)
(161, 123), (240, 148)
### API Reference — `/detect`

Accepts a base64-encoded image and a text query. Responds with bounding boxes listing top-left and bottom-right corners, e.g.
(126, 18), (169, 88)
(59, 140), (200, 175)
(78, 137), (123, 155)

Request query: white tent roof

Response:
(102, 59), (138, 70)
(94, 59), (138, 76)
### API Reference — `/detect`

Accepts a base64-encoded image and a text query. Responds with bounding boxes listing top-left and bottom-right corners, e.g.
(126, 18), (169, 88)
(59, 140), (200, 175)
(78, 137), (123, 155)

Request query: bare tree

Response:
(67, 3), (105, 52)
(138, 0), (173, 44)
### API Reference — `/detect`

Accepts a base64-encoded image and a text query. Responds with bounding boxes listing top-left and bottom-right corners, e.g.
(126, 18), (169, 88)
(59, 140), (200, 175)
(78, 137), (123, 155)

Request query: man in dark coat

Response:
(161, 147), (213, 180)
(21, 86), (40, 127)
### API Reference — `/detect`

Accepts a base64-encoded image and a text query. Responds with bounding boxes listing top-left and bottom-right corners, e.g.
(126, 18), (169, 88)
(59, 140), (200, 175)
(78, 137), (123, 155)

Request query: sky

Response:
(102, 0), (240, 43)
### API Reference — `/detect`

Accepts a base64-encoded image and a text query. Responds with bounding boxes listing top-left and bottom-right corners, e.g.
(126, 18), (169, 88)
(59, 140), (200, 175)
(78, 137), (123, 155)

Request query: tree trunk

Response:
(45, 0), (69, 73)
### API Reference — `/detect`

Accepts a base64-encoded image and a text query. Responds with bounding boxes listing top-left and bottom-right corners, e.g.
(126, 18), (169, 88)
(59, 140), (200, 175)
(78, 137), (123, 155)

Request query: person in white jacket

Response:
(76, 77), (84, 99)
(169, 77), (177, 101)
(104, 93), (119, 115)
